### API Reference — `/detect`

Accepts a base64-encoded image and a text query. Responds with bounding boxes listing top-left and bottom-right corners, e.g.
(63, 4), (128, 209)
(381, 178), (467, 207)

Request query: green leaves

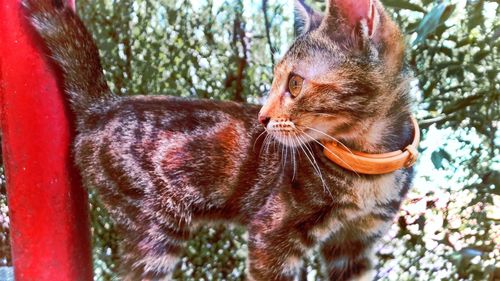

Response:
(467, 0), (485, 31)
(431, 148), (451, 169)
(473, 49), (489, 63)
(381, 0), (425, 13)
(413, 2), (455, 45)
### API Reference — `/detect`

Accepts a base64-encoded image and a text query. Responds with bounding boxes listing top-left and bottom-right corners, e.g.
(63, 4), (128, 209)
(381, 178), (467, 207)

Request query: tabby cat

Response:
(23, 0), (416, 280)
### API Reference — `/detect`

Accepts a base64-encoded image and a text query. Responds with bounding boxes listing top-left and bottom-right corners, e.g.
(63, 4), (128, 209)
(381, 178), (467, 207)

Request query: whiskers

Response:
(257, 123), (363, 197)
(294, 133), (333, 198)
(260, 128), (334, 198)
(300, 125), (355, 155)
(265, 130), (299, 180)
(253, 130), (268, 152)
(296, 126), (360, 177)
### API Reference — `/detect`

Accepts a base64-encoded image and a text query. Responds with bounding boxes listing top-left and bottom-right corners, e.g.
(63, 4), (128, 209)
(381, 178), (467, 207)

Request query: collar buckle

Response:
(404, 144), (418, 168)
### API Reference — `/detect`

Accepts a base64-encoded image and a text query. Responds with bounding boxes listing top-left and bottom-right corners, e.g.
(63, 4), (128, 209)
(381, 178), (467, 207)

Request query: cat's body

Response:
(24, 0), (416, 280)
(77, 95), (412, 280)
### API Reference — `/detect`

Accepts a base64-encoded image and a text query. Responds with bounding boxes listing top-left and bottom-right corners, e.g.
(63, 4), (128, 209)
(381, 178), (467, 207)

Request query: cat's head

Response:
(259, 0), (408, 150)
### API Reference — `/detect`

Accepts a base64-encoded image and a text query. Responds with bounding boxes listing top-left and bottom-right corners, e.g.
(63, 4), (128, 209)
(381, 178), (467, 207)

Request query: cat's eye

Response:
(288, 75), (304, 97)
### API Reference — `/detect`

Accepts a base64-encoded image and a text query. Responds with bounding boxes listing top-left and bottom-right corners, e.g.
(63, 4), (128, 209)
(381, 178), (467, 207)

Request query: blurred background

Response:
(0, 0), (498, 280)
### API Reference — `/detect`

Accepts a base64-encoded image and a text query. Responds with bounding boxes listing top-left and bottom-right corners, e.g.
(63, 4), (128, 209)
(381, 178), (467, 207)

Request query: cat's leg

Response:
(246, 222), (306, 281)
(319, 238), (377, 281)
(119, 216), (190, 281)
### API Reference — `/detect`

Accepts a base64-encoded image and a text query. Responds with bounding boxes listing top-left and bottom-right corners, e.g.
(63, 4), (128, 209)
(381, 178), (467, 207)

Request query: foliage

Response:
(378, 0), (499, 280)
(77, 0), (287, 103)
(0, 0), (498, 280)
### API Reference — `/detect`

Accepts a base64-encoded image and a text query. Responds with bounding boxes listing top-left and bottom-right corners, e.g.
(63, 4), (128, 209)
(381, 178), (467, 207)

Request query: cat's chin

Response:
(267, 132), (315, 148)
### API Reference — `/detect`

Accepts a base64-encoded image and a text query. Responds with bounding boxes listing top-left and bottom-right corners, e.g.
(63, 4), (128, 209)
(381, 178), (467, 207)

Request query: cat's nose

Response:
(258, 115), (271, 127)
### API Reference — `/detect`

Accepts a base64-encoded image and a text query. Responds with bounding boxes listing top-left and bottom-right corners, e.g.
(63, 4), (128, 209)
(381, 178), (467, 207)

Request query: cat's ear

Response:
(294, 0), (322, 36)
(325, 0), (380, 38)
(324, 0), (405, 73)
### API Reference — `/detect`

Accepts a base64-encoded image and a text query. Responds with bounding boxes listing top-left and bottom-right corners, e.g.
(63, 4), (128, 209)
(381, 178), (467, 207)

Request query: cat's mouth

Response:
(266, 119), (314, 148)
(265, 119), (345, 150)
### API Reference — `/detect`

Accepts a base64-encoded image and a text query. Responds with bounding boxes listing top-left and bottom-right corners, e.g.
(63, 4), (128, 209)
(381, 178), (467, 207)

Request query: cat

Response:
(23, 0), (416, 280)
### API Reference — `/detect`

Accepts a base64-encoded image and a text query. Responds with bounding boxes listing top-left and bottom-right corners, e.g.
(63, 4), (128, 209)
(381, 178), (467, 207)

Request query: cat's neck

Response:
(341, 113), (414, 155)
(338, 81), (414, 155)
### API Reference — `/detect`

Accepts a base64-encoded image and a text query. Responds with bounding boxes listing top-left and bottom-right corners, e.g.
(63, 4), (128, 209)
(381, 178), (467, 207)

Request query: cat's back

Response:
(74, 95), (264, 211)
(82, 95), (260, 132)
(76, 95), (261, 156)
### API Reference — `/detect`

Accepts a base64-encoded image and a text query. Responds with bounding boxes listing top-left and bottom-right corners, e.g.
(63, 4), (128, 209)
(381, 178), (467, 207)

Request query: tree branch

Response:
(225, 2), (248, 102)
(262, 0), (275, 67)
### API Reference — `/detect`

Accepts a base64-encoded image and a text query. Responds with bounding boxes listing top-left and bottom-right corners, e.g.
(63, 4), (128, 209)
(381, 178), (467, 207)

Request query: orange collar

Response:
(322, 117), (420, 175)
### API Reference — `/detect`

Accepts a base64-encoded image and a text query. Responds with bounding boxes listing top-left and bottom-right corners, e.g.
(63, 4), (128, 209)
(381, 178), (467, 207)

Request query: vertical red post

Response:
(0, 0), (93, 280)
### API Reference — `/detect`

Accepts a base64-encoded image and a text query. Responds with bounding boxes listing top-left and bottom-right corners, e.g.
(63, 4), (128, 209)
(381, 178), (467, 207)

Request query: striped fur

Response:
(24, 0), (415, 280)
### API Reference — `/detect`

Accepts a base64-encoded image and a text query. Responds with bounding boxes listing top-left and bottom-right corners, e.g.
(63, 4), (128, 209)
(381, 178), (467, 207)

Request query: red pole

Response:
(0, 0), (93, 280)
